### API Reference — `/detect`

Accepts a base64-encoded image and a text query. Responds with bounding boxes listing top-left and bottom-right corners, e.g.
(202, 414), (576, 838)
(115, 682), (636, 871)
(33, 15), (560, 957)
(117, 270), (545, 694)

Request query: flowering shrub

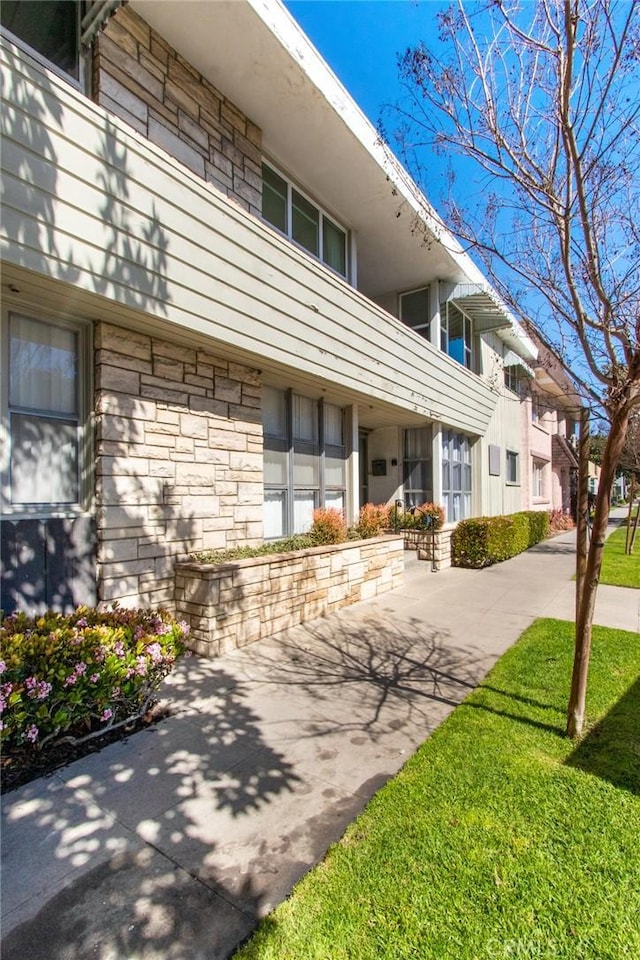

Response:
(310, 508), (348, 545)
(356, 503), (390, 539)
(0, 607), (187, 754)
(549, 508), (575, 534)
(390, 502), (445, 531)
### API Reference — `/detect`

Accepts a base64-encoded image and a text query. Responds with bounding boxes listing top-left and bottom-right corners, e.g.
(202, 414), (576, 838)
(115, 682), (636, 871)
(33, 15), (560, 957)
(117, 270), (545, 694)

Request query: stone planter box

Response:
(401, 524), (455, 570)
(175, 535), (405, 657)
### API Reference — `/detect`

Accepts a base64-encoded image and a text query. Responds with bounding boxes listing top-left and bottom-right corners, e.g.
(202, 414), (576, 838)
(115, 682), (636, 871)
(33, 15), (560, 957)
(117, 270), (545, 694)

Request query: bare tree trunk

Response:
(629, 487), (640, 554)
(575, 409), (590, 622)
(625, 476), (637, 555)
(566, 408), (629, 738)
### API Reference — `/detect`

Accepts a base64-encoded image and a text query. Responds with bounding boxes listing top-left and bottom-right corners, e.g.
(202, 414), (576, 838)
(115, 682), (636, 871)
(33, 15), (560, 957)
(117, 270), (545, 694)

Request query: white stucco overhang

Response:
(503, 350), (535, 379)
(130, 0), (534, 369)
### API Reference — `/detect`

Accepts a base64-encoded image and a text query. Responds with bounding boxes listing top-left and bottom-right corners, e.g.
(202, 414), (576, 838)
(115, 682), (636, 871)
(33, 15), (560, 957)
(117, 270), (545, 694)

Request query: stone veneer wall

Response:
(402, 526), (454, 570)
(175, 536), (405, 657)
(93, 5), (262, 216)
(95, 322), (263, 609)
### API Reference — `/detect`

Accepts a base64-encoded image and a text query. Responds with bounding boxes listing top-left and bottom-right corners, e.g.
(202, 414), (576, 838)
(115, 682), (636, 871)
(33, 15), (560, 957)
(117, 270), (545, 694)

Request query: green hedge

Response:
(452, 510), (550, 568)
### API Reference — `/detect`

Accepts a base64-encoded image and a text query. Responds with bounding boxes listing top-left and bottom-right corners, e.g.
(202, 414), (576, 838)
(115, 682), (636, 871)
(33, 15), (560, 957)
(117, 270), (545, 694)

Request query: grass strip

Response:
(235, 619), (640, 960)
(600, 522), (640, 588)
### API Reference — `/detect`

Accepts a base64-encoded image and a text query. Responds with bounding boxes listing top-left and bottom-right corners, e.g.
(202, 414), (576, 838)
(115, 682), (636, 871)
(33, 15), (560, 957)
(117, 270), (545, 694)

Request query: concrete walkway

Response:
(2, 516), (638, 960)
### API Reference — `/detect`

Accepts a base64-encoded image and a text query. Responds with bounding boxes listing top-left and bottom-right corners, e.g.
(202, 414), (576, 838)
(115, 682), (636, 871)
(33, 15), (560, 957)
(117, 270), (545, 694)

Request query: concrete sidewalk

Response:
(2, 519), (638, 960)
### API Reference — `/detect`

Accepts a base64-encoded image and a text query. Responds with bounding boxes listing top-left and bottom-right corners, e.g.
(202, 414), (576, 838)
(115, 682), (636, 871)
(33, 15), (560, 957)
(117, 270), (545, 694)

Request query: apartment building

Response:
(1, 0), (538, 614)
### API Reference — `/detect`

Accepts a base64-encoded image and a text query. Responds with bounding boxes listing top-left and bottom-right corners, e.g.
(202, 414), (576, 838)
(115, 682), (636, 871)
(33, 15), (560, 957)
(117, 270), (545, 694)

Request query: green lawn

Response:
(600, 519), (640, 588)
(235, 620), (640, 960)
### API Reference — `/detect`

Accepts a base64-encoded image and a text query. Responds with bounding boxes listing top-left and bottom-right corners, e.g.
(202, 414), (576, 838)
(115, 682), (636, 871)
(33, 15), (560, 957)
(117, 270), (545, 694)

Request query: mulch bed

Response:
(1, 703), (170, 795)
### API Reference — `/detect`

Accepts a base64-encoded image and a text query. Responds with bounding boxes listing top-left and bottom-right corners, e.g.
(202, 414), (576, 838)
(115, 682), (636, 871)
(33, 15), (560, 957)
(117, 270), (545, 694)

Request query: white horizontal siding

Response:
(1, 39), (498, 434)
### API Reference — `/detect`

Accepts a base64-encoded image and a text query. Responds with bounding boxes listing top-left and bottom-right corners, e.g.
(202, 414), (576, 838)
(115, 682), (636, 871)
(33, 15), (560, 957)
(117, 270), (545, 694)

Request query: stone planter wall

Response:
(175, 535), (405, 657)
(401, 524), (455, 570)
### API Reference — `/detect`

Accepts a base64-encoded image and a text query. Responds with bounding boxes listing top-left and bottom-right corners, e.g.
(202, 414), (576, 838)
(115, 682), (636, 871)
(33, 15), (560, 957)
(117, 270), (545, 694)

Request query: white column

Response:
(345, 404), (359, 525)
(430, 279), (441, 349)
(432, 422), (443, 506)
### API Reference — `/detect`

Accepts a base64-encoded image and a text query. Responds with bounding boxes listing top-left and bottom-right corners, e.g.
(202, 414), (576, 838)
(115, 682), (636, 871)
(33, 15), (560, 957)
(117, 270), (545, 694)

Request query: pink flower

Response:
(36, 680), (52, 700)
(0, 660), (6, 675)
(113, 642), (125, 657)
(74, 662), (87, 676)
(177, 620), (190, 636)
(76, 617), (88, 628)
(145, 642), (163, 664)
(25, 724), (39, 743)
(64, 673), (78, 687)
(90, 673), (100, 684)
(135, 656), (148, 677)
(101, 708), (113, 722)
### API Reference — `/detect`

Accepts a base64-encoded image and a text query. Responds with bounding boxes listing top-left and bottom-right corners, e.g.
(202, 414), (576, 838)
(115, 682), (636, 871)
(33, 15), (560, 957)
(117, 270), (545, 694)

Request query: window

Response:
(440, 302), (473, 370)
(403, 426), (433, 506)
(261, 163), (348, 278)
(532, 396), (546, 425)
(506, 450), (519, 484)
(399, 288), (430, 339)
(1, 1), (82, 82)
(442, 429), (472, 521)
(1, 311), (89, 512)
(504, 365), (521, 394)
(263, 387), (346, 538)
(532, 459), (546, 498)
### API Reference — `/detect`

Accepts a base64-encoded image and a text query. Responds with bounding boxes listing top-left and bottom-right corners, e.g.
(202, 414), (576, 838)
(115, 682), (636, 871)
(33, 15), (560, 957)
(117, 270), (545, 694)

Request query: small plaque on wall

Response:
(371, 459), (387, 477)
(488, 444), (501, 476)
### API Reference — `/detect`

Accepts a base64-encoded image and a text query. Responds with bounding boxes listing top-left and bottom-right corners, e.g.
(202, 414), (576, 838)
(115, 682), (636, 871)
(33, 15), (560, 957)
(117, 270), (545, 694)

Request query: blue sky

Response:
(283, 1), (468, 216)
(284, 1), (441, 126)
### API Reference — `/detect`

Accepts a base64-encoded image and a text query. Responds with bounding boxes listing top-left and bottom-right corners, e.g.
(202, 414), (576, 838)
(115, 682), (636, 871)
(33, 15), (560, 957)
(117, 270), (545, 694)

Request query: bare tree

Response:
(386, 0), (640, 736)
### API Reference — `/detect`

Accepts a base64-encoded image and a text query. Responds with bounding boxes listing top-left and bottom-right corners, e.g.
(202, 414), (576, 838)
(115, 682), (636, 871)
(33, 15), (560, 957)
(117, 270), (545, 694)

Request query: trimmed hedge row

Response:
(452, 510), (550, 568)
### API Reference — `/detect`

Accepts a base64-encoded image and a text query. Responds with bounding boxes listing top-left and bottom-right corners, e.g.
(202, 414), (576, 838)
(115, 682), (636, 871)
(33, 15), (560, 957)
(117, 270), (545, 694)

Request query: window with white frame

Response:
(262, 163), (348, 278)
(506, 449), (519, 484)
(1, 311), (89, 512)
(399, 288), (430, 340)
(531, 395), (546, 425)
(403, 426), (433, 506)
(532, 458), (546, 498)
(504, 365), (521, 394)
(263, 387), (347, 538)
(1, 1), (83, 83)
(442, 429), (473, 521)
(440, 301), (474, 370)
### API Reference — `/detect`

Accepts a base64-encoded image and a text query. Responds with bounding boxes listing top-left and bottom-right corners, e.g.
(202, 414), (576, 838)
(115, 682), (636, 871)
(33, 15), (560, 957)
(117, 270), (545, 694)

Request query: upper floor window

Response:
(504, 364), (521, 394)
(1, 1), (82, 82)
(1, 310), (90, 513)
(532, 396), (546, 426)
(262, 163), (348, 278)
(440, 302), (473, 370)
(399, 288), (430, 340)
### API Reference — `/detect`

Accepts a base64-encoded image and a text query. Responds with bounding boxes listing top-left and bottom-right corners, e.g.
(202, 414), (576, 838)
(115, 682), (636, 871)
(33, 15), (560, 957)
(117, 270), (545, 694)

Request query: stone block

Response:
(149, 117), (205, 176)
(96, 364), (140, 395)
(180, 413), (208, 439)
(95, 393), (156, 422)
(175, 463), (215, 486)
(153, 339), (198, 365)
(111, 6), (151, 49)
